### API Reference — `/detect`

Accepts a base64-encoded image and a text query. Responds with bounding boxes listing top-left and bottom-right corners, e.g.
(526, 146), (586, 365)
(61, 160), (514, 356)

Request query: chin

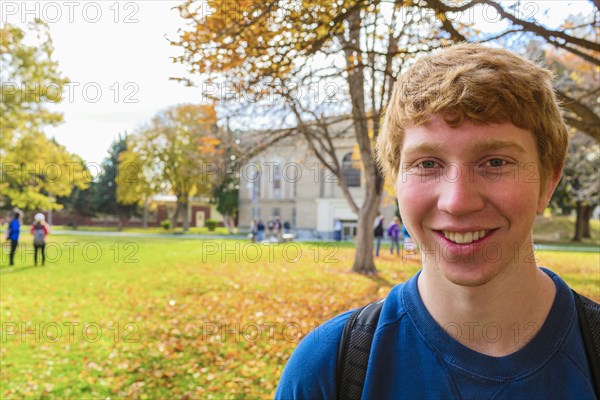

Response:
(436, 260), (504, 288)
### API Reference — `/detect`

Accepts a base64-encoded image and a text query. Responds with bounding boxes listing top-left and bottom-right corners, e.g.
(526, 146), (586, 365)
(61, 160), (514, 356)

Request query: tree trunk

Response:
(352, 200), (382, 274)
(342, 10), (384, 274)
(223, 213), (234, 234)
(117, 215), (124, 232)
(572, 200), (585, 241)
(582, 203), (592, 238)
(142, 196), (148, 229)
(69, 208), (78, 229)
(182, 199), (190, 232)
(171, 203), (180, 229)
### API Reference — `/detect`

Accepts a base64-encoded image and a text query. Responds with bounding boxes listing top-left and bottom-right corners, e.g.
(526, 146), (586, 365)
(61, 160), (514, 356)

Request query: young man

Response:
(275, 43), (597, 399)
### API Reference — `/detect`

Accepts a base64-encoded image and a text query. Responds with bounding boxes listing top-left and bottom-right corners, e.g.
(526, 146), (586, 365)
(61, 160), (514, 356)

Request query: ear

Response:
(537, 167), (562, 214)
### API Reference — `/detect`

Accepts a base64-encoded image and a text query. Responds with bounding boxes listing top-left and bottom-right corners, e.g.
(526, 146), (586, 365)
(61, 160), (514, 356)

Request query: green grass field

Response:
(533, 215), (600, 245)
(50, 225), (234, 235)
(1, 234), (598, 398)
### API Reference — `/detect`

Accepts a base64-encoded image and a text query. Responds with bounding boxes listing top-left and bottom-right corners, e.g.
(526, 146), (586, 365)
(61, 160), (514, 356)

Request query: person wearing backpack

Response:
(373, 215), (384, 257)
(386, 216), (401, 256)
(30, 213), (49, 266)
(276, 43), (599, 400)
(6, 210), (22, 266)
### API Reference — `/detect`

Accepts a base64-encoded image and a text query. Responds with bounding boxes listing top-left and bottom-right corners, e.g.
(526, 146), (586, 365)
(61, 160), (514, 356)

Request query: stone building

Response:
(237, 126), (397, 240)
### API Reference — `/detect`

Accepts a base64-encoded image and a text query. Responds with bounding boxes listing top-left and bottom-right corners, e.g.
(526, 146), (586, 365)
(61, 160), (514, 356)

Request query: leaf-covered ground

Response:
(1, 235), (598, 398)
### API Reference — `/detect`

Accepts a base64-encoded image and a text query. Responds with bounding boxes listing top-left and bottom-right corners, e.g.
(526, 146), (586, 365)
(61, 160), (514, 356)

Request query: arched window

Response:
(342, 153), (361, 187)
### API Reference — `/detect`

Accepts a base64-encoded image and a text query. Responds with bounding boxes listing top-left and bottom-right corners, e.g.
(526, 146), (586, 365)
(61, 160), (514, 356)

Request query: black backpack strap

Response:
(336, 299), (384, 400)
(573, 290), (600, 398)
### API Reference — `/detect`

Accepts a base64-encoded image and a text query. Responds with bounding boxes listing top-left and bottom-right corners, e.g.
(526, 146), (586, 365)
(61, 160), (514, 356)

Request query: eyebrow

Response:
(402, 140), (527, 157)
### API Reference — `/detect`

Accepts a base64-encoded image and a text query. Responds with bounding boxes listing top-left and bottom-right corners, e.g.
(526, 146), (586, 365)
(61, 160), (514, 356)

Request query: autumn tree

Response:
(175, 0), (598, 273)
(175, 1), (455, 273)
(119, 104), (221, 231)
(425, 0), (599, 141)
(211, 127), (241, 234)
(1, 22), (87, 210)
(543, 15), (600, 143)
(552, 132), (600, 241)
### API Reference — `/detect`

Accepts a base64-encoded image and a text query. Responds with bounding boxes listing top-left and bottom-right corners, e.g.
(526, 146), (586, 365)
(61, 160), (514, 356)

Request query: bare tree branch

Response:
(546, 38), (600, 67)
(556, 89), (600, 142)
(486, 1), (600, 53)
(238, 128), (297, 164)
(424, 0), (468, 42)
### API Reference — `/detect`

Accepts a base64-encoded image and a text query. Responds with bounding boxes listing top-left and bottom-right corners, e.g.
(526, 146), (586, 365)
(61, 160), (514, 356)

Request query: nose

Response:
(437, 170), (485, 216)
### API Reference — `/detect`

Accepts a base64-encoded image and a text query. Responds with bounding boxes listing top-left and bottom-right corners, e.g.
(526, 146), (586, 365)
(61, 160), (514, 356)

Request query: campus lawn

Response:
(50, 225), (234, 235)
(1, 235), (598, 399)
(533, 215), (600, 245)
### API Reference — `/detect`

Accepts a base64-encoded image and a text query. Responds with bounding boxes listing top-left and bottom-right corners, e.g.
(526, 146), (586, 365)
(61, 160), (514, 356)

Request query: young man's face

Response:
(396, 115), (557, 287)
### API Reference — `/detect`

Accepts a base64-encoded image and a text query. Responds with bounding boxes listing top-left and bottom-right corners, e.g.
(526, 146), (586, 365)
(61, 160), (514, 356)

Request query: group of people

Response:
(249, 217), (291, 242)
(4, 210), (50, 267)
(373, 214), (416, 257)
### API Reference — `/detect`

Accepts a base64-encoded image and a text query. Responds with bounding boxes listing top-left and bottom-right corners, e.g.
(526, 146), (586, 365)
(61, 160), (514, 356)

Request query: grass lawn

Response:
(49, 225), (234, 236)
(1, 234), (598, 398)
(533, 215), (600, 245)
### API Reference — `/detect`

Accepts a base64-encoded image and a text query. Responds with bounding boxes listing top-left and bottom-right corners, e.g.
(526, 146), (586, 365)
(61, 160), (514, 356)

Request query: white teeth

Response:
(443, 230), (489, 244)
(464, 232), (473, 243)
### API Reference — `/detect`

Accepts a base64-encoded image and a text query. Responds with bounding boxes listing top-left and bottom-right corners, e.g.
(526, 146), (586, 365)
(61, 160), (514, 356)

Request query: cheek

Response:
(396, 181), (433, 229)
(494, 181), (541, 219)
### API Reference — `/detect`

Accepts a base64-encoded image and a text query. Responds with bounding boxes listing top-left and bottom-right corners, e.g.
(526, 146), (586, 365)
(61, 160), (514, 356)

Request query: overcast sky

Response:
(4, 1), (207, 164)
(1, 1), (592, 165)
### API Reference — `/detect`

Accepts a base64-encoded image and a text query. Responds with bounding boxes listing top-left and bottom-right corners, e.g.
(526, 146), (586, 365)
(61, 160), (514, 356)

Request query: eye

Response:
(418, 160), (440, 169)
(486, 159), (507, 167)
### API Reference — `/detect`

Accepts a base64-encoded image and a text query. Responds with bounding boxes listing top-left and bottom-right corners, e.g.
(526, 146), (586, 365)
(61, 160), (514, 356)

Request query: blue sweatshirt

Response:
(8, 218), (20, 241)
(276, 269), (595, 399)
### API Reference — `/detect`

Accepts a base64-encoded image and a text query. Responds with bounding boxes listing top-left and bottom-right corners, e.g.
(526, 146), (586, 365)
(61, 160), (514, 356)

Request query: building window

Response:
(272, 163), (282, 198)
(342, 153), (361, 187)
(343, 220), (358, 238)
(252, 166), (261, 199)
(272, 208), (280, 217)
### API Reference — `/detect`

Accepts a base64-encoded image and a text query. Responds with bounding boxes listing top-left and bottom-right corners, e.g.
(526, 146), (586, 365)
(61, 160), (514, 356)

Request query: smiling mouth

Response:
(440, 230), (493, 244)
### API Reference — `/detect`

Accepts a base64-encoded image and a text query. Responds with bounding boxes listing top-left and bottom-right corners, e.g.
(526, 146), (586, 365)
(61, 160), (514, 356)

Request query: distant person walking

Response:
(374, 214), (385, 257)
(267, 219), (275, 241)
(257, 220), (265, 242)
(387, 217), (402, 255)
(274, 217), (283, 242)
(6, 210), (22, 266)
(334, 219), (343, 242)
(31, 213), (49, 266)
(250, 219), (258, 242)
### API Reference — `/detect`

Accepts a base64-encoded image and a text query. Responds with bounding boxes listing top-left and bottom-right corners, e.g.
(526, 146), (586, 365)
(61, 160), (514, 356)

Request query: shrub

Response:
(205, 219), (217, 231)
(161, 219), (172, 230)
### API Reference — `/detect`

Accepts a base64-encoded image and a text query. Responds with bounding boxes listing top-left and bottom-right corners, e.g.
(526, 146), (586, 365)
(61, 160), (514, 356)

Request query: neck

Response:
(417, 263), (556, 357)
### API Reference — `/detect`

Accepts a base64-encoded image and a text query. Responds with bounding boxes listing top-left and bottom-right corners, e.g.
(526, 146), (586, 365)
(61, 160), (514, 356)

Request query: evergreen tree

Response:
(92, 134), (140, 230)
